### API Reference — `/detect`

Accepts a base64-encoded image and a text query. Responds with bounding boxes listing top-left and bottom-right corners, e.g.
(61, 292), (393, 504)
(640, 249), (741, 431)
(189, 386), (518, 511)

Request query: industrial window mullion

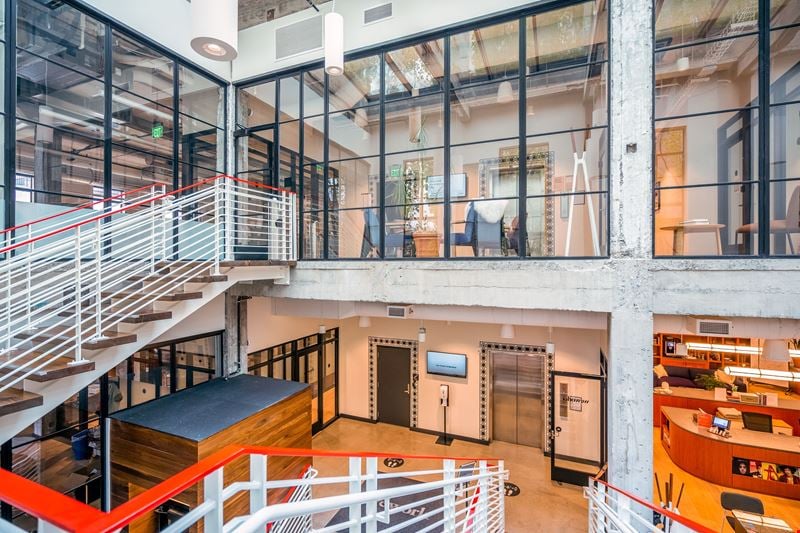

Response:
(274, 79), (281, 190)
(173, 62), (180, 190)
(298, 72), (305, 259)
(4, 0), (17, 236)
(758, 0), (770, 256)
(323, 73), (330, 259)
(443, 38), (451, 258)
(379, 53), (386, 258)
(518, 16), (528, 259)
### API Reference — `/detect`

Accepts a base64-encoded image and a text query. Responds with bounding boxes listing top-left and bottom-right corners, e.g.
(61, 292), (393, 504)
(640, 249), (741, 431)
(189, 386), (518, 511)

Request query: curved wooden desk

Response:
(660, 407), (800, 499)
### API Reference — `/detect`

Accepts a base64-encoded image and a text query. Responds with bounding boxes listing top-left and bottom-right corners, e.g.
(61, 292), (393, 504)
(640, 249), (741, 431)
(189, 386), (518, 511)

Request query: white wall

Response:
(152, 294), (225, 343)
(234, 0), (539, 81)
(85, 0), (230, 80)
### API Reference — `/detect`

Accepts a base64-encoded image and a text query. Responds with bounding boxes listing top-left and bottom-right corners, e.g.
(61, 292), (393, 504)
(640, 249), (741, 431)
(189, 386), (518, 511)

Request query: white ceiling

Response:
(238, 0), (332, 30)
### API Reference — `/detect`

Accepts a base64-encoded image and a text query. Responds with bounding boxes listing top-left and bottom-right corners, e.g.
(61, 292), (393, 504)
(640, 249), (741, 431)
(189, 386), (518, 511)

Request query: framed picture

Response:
(573, 194), (585, 206)
(560, 195), (569, 219)
(569, 396), (583, 412)
(654, 181), (661, 211)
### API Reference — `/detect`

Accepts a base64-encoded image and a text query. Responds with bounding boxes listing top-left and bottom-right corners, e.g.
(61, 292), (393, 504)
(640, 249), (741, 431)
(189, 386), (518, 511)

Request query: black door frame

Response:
(376, 345), (412, 428)
(549, 351), (607, 487)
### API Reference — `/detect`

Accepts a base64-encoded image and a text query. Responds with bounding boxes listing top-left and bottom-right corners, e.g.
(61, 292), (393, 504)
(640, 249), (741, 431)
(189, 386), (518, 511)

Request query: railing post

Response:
(203, 467), (224, 532)
(291, 193), (297, 261)
(5, 261), (11, 350)
(477, 460), (489, 530)
(150, 190), (157, 274)
(497, 460), (505, 532)
(281, 191), (288, 262)
(94, 218), (103, 339)
(225, 177), (234, 262)
(365, 457), (378, 533)
(72, 226), (83, 365)
(161, 193), (171, 262)
(25, 227), (32, 331)
(348, 456), (362, 533)
(443, 459), (456, 533)
(249, 453), (267, 514)
(213, 179), (222, 275)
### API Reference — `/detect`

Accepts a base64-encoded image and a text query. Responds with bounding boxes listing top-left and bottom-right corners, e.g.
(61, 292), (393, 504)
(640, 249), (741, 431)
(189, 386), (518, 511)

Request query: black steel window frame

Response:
(234, 0), (611, 261)
(651, 0), (800, 259)
(2, 0), (229, 238)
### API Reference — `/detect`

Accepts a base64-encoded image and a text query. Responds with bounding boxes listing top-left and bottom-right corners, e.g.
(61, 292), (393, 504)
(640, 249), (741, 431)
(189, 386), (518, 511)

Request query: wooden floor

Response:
(311, 418), (587, 533)
(653, 428), (800, 531)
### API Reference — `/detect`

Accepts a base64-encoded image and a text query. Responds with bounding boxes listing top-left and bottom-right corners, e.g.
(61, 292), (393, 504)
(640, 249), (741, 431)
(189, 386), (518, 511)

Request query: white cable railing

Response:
(0, 176), (296, 393)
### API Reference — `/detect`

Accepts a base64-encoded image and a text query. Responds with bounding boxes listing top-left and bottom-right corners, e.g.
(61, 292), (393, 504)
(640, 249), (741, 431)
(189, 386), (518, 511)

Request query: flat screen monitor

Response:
(712, 416), (730, 431)
(426, 174), (467, 199)
(427, 351), (467, 378)
(741, 412), (772, 433)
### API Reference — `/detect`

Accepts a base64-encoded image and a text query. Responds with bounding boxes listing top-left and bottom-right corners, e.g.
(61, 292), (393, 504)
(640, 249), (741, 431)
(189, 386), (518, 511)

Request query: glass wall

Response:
(6, 0), (226, 234)
(654, 0), (800, 257)
(236, 0), (609, 259)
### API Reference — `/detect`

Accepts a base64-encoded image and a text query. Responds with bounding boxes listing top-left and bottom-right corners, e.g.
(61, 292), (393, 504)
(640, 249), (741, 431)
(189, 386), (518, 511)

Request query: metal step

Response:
(0, 388), (43, 416)
(0, 351), (95, 382)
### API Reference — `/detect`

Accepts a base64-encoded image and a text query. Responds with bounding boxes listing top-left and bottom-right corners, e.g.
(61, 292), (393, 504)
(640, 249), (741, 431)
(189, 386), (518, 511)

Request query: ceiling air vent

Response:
(275, 15), (323, 60)
(364, 3), (392, 25)
(688, 318), (732, 336)
(386, 304), (413, 319)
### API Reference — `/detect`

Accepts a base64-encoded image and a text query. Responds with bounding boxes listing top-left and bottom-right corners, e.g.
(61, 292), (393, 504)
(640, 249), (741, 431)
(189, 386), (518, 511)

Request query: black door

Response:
(377, 346), (411, 427)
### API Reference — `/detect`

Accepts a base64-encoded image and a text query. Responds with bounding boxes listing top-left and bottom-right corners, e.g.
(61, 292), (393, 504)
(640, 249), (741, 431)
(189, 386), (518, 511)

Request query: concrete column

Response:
(223, 292), (249, 376)
(607, 0), (654, 500)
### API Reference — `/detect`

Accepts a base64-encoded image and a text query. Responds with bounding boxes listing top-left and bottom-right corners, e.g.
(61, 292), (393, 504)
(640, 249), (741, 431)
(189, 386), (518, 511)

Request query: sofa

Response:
(653, 365), (748, 392)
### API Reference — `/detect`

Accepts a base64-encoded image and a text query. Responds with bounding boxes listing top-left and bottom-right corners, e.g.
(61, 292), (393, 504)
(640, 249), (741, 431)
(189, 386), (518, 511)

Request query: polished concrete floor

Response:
(310, 418), (588, 532)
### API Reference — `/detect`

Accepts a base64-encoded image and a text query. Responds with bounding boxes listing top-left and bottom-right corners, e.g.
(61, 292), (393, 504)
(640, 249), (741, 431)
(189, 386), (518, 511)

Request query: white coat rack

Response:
(564, 152), (600, 256)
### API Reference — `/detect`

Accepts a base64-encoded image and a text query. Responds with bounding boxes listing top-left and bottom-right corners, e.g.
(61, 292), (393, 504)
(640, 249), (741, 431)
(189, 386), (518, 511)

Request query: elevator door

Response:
(492, 351), (544, 447)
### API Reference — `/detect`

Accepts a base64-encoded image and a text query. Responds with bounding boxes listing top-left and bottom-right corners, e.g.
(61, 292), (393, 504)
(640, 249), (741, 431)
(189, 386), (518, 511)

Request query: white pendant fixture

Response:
(358, 316), (371, 328)
(190, 0), (238, 61)
(676, 56), (690, 71)
(496, 81), (514, 104)
(318, 323), (326, 334)
(324, 12), (344, 76)
(500, 324), (515, 339)
(418, 322), (427, 343)
(723, 366), (800, 382)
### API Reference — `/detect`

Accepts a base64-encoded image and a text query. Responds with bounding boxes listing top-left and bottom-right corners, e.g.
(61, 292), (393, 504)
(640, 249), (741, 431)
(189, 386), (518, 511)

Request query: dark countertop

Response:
(110, 374), (308, 442)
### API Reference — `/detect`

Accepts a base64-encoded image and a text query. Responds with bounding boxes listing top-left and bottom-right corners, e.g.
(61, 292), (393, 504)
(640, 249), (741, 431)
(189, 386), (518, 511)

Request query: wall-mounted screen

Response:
(427, 351), (467, 378)
(426, 174), (467, 199)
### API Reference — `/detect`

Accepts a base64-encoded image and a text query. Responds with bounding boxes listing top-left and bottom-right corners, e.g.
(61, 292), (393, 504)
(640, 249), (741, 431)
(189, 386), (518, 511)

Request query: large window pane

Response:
(450, 198), (518, 257)
(527, 65), (607, 135)
(111, 88), (174, 159)
(328, 55), (380, 112)
(279, 74), (301, 121)
(655, 0), (758, 49)
(179, 66), (224, 128)
(111, 31), (174, 105)
(526, 192), (606, 257)
(329, 157), (379, 210)
(239, 81), (276, 127)
(112, 146), (173, 193)
(17, 0), (105, 79)
(771, 103), (800, 180)
(771, 0), (800, 27)
(385, 149), (444, 206)
(385, 39), (445, 97)
(655, 182), (759, 256)
(304, 210), (324, 258)
(450, 81), (518, 145)
(329, 208), (373, 258)
(302, 164), (324, 212)
(17, 51), (105, 139)
(303, 68), (325, 117)
(175, 337), (217, 389)
(383, 203), (444, 258)
(451, 21), (519, 85)
(526, 1), (607, 73)
(180, 128), (223, 172)
(238, 131), (273, 174)
(385, 94), (444, 153)
(329, 106), (379, 161)
(770, 25), (800, 104)
(655, 35), (759, 119)
(769, 179), (800, 255)
(656, 111), (757, 188)
(450, 140), (520, 201)
(303, 115), (324, 162)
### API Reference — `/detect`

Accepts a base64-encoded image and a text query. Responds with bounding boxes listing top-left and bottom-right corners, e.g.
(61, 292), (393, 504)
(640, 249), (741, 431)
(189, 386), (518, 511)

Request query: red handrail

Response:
(593, 479), (716, 533)
(1, 183), (159, 236)
(0, 445), (499, 533)
(0, 174), (295, 256)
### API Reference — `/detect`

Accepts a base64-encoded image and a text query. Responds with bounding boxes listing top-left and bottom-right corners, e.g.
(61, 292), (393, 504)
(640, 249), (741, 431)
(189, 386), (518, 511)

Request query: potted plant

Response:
(694, 373), (728, 391)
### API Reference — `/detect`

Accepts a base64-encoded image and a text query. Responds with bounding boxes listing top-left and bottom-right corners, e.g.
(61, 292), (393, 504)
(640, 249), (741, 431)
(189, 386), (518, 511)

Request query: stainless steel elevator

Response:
(491, 351), (545, 447)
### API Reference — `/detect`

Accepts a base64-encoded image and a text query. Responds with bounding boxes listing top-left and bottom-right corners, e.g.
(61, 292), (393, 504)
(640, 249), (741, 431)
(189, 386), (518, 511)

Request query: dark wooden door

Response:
(377, 346), (411, 427)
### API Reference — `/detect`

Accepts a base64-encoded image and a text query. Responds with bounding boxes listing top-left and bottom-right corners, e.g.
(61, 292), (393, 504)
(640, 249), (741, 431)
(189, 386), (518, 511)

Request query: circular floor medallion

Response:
(504, 482), (520, 497)
(383, 457), (405, 468)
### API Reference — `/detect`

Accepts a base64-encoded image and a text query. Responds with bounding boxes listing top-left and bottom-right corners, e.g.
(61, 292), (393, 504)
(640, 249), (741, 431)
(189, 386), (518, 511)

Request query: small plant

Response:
(694, 373), (728, 391)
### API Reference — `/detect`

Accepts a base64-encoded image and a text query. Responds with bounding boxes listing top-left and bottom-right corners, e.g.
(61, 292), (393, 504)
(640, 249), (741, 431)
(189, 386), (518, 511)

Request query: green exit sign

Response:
(151, 123), (164, 139)
(390, 165), (401, 177)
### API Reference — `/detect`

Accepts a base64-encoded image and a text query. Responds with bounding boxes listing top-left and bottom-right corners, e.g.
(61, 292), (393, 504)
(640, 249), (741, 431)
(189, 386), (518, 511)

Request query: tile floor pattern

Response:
(310, 418), (587, 532)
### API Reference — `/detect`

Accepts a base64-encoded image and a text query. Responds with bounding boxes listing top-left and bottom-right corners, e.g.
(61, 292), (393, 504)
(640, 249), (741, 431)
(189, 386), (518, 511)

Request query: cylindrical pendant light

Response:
(191, 0), (238, 61)
(325, 12), (344, 76)
(358, 316), (372, 328)
(496, 81), (514, 104)
(500, 324), (515, 339)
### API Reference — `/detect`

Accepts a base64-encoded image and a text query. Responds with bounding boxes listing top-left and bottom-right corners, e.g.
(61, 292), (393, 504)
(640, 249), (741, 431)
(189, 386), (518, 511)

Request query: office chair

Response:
(720, 492), (764, 531)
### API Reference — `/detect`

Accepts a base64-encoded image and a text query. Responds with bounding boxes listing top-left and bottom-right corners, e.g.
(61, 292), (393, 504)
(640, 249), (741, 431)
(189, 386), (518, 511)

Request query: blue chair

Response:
(361, 209), (406, 257)
(451, 202), (506, 256)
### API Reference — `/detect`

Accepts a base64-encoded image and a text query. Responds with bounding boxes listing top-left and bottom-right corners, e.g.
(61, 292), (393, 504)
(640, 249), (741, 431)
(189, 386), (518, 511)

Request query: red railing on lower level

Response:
(0, 445), (498, 532)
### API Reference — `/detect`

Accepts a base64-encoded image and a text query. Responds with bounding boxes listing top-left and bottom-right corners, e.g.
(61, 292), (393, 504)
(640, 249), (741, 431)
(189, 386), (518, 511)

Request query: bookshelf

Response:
(653, 333), (757, 370)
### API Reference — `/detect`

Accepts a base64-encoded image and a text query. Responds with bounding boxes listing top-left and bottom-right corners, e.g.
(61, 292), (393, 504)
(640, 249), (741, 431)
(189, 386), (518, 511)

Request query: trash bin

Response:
(71, 430), (90, 460)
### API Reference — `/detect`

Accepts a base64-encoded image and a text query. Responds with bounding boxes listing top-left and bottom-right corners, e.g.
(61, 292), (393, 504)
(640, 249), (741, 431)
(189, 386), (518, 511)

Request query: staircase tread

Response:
(0, 351), (95, 382)
(126, 274), (228, 283)
(15, 327), (137, 350)
(58, 310), (173, 323)
(0, 389), (43, 416)
(102, 290), (203, 301)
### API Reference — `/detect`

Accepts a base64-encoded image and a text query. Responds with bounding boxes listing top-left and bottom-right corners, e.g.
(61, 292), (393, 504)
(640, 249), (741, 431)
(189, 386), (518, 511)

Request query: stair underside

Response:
(0, 351), (95, 382)
(102, 290), (203, 302)
(15, 328), (138, 350)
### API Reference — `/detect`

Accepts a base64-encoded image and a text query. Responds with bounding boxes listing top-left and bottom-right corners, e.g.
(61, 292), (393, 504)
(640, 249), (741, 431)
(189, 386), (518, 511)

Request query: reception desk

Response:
(654, 387), (800, 436)
(661, 407), (800, 499)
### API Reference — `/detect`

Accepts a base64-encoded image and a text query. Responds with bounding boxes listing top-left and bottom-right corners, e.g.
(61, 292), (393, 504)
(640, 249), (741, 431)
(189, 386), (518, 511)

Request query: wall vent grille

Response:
(275, 15), (323, 60)
(691, 319), (732, 336)
(364, 3), (392, 24)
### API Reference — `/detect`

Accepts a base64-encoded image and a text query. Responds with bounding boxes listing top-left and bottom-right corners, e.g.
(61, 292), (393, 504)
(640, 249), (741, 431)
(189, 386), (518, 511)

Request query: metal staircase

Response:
(0, 175), (296, 443)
